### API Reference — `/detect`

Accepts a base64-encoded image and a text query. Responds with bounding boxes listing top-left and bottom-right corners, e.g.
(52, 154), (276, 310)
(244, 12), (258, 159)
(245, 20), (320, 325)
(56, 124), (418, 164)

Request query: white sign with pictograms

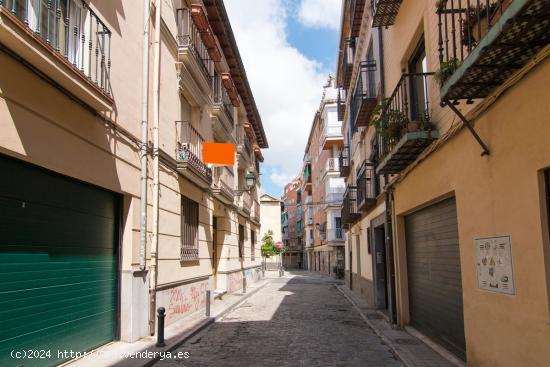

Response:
(475, 236), (515, 295)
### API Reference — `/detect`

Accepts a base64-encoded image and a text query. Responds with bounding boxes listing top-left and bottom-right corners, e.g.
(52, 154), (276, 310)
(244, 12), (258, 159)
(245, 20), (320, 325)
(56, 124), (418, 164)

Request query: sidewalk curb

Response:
(335, 285), (463, 367)
(141, 278), (273, 367)
(334, 285), (409, 366)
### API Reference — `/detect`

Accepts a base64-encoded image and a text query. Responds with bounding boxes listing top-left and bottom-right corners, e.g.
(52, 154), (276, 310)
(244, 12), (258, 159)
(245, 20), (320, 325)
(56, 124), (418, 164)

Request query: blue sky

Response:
(225, 0), (342, 199)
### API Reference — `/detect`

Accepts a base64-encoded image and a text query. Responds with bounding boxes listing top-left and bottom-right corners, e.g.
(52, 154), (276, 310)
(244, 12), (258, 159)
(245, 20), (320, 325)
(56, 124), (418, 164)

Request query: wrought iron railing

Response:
(339, 145), (350, 177)
(342, 186), (360, 224)
(436, 0), (514, 84)
(213, 166), (234, 197)
(1, 0), (112, 95)
(350, 60), (377, 131)
(371, 0), (403, 27)
(253, 200), (260, 221)
(377, 72), (435, 162)
(213, 74), (235, 126)
(240, 190), (252, 212)
(176, 7), (214, 84)
(326, 158), (339, 173)
(356, 161), (377, 210)
(337, 88), (345, 121)
(177, 121), (213, 183)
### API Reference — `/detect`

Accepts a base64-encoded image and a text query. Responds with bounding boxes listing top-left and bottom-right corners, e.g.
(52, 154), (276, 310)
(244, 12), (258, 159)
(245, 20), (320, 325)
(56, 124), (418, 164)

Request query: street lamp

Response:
(235, 172), (256, 196)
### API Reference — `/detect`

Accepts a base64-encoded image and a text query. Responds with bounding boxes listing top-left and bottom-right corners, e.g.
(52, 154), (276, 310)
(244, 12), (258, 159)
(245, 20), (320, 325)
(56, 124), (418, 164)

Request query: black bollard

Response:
(205, 290), (211, 317)
(243, 277), (247, 294)
(156, 307), (166, 347)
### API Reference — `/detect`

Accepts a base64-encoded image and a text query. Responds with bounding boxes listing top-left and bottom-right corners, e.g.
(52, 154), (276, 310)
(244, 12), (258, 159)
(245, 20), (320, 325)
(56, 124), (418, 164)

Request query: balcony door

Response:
(408, 38), (429, 124)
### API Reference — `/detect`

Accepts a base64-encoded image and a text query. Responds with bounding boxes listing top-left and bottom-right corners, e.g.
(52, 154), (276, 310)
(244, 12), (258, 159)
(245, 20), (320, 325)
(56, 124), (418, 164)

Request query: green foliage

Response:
(370, 98), (409, 140)
(435, 58), (459, 87)
(261, 230), (286, 258)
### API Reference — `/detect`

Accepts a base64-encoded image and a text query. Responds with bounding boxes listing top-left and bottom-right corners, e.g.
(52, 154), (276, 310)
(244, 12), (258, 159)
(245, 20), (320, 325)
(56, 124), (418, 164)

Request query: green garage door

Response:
(0, 156), (118, 367)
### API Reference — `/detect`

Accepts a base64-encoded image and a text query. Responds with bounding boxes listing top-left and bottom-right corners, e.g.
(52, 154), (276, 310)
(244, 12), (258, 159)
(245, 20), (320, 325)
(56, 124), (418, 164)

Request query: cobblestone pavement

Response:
(155, 272), (403, 367)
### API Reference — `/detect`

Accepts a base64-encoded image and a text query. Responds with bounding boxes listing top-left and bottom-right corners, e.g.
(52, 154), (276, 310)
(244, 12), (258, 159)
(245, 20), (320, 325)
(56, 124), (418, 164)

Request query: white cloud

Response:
(225, 0), (332, 195)
(297, 0), (342, 30)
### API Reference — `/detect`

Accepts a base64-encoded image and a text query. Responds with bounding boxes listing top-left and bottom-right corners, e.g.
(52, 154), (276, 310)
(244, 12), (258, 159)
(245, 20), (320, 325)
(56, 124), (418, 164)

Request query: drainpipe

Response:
(149, 0), (161, 336)
(139, 0), (150, 272)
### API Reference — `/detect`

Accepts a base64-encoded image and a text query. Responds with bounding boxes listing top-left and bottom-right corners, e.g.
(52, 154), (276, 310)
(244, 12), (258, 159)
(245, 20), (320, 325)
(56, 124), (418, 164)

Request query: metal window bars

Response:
(2, 0), (112, 95)
(176, 121), (213, 183)
(213, 74), (235, 126)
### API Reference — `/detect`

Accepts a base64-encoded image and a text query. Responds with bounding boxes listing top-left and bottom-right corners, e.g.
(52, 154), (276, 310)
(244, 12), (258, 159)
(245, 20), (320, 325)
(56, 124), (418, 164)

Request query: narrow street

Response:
(156, 272), (402, 367)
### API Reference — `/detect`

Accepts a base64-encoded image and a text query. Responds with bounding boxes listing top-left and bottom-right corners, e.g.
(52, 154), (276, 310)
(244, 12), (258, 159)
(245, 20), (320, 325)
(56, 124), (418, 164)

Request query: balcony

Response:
(306, 237), (314, 248)
(321, 121), (344, 150)
(342, 186), (361, 225)
(376, 73), (439, 175)
(436, 0), (549, 102)
(339, 145), (351, 177)
(350, 61), (378, 132)
(326, 228), (345, 242)
(238, 190), (252, 214)
(356, 161), (378, 213)
(325, 191), (344, 208)
(306, 211), (313, 226)
(340, 38), (355, 90)
(176, 121), (213, 188)
(0, 0), (113, 111)
(372, 0), (404, 28)
(237, 132), (253, 164)
(212, 166), (234, 205)
(177, 7), (214, 93)
(350, 0), (366, 37)
(212, 74), (234, 133)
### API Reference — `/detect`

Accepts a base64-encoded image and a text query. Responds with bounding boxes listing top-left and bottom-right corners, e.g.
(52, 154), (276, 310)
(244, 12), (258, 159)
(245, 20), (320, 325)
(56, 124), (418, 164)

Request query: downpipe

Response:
(149, 0), (161, 336)
(139, 0), (150, 272)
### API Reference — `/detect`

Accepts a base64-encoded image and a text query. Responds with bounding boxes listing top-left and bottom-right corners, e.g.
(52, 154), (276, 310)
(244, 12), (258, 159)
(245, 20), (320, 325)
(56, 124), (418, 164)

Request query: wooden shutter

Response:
(181, 196), (199, 261)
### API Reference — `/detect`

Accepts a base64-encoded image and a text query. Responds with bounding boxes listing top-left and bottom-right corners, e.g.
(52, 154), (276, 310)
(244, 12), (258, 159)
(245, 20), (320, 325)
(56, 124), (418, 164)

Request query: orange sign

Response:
(202, 142), (235, 165)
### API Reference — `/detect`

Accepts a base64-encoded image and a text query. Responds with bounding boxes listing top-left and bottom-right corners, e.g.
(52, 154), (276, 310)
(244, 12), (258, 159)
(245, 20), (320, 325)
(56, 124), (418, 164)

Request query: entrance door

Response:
(0, 156), (119, 367)
(405, 197), (465, 359)
(373, 224), (388, 309)
(212, 216), (218, 288)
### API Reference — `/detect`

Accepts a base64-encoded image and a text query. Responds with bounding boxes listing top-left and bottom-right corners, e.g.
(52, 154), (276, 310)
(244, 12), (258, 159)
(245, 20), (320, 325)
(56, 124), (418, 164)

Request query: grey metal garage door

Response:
(405, 197), (465, 360)
(0, 155), (119, 367)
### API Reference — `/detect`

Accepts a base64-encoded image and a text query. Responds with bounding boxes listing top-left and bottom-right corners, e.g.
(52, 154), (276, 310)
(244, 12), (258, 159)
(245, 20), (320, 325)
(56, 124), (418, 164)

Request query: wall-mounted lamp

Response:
(235, 172), (256, 196)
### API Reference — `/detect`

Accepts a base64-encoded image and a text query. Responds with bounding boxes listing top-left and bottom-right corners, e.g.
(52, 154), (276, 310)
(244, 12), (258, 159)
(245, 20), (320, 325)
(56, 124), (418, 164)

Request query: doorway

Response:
(212, 216), (219, 288)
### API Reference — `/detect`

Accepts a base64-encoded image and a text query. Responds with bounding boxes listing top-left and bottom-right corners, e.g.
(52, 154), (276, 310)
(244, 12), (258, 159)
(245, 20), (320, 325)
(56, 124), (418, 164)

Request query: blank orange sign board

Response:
(202, 142), (235, 165)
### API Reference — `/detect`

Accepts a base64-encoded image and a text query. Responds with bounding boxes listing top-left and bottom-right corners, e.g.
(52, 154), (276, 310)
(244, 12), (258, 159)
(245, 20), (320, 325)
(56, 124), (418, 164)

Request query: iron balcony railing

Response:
(340, 38), (355, 90)
(213, 74), (235, 126)
(239, 190), (252, 213)
(1, 0), (112, 95)
(342, 186), (360, 225)
(327, 228), (344, 242)
(377, 72), (435, 163)
(371, 0), (404, 28)
(253, 200), (260, 222)
(350, 60), (377, 132)
(337, 88), (345, 121)
(176, 7), (214, 84)
(339, 145), (350, 178)
(356, 161), (378, 212)
(177, 121), (213, 183)
(213, 166), (234, 198)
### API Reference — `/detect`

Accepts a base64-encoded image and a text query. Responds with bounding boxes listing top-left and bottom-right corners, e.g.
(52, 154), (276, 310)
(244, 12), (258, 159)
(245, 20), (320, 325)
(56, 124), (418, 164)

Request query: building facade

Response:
(302, 78), (346, 277)
(260, 193), (282, 270)
(281, 177), (304, 269)
(0, 0), (267, 365)
(336, 0), (550, 365)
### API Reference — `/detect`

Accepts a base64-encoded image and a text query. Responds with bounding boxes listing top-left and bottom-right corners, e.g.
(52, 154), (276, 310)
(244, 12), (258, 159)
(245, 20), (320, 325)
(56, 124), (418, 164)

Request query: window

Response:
(251, 230), (256, 261)
(239, 224), (245, 259)
(408, 37), (429, 123)
(181, 196), (199, 261)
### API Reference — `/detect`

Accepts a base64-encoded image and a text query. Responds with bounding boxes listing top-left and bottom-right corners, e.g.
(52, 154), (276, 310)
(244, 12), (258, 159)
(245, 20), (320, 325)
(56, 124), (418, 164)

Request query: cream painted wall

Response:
(392, 55), (550, 366)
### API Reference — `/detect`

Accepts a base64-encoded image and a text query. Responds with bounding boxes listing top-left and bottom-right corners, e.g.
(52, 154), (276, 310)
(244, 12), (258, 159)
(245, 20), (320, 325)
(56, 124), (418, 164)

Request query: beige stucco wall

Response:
(392, 57), (550, 366)
(0, 0), (264, 340)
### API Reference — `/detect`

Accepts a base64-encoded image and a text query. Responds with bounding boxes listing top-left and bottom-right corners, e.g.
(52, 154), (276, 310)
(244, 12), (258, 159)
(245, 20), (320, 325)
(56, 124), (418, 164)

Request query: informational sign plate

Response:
(474, 236), (515, 295)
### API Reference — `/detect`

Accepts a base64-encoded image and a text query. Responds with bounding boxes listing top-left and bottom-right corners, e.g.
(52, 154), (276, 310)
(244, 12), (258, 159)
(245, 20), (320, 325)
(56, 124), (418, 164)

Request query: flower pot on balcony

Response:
(463, 0), (512, 46)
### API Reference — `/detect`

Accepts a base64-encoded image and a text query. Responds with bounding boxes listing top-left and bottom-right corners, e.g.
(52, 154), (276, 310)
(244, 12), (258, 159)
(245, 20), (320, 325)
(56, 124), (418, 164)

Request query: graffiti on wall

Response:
(158, 280), (208, 324)
(227, 271), (243, 293)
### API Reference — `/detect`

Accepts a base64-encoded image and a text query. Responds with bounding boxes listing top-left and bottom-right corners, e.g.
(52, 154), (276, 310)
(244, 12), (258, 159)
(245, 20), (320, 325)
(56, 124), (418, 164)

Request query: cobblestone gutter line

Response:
(335, 285), (462, 367)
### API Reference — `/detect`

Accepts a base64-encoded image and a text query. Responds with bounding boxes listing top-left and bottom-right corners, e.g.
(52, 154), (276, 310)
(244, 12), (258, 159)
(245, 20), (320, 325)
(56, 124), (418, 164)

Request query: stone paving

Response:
(155, 272), (403, 367)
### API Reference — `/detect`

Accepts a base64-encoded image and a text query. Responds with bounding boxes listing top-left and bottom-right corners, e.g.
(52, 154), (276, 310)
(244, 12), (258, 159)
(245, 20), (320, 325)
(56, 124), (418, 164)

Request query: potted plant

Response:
(462, 0), (512, 46)
(435, 58), (459, 87)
